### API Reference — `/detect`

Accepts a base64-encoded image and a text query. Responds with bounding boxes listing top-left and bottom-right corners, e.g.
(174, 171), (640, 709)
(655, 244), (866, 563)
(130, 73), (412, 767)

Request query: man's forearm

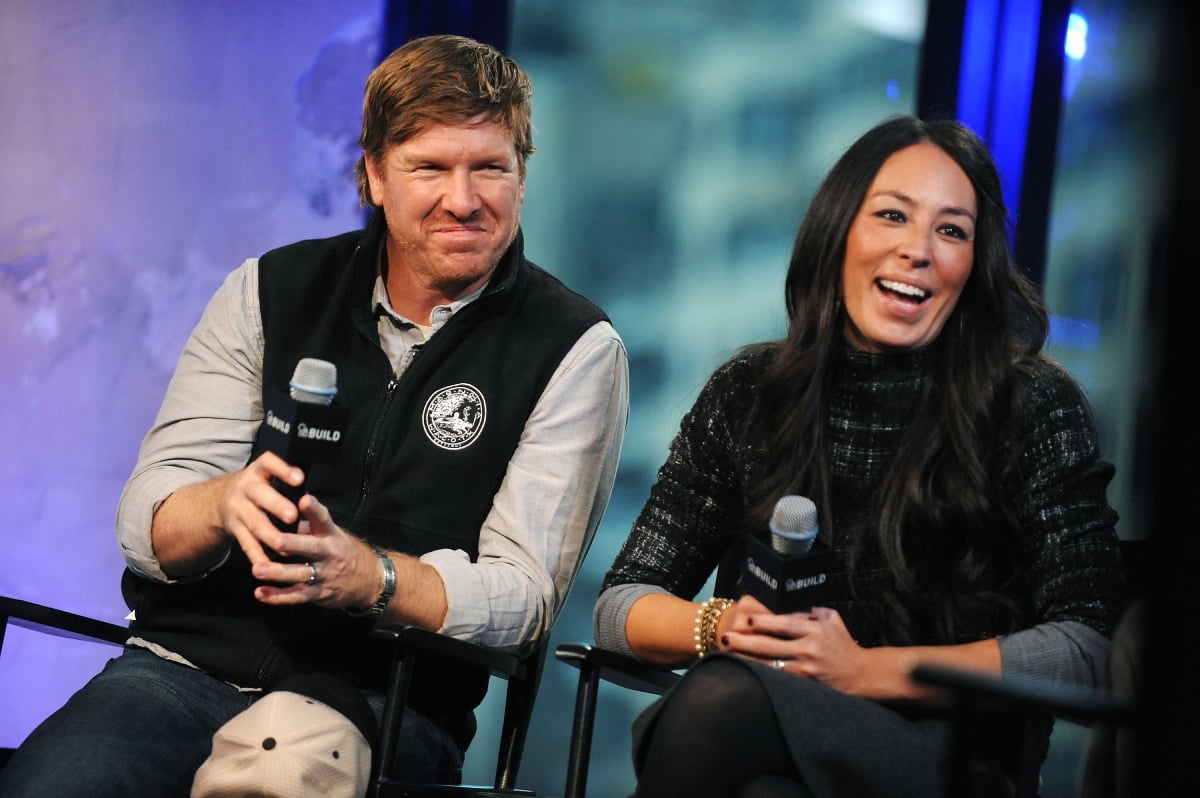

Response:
(150, 476), (235, 578)
(374, 551), (449, 631)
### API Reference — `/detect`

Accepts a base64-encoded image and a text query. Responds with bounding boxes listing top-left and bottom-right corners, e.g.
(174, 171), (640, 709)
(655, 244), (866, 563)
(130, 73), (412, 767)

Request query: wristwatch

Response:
(346, 545), (396, 618)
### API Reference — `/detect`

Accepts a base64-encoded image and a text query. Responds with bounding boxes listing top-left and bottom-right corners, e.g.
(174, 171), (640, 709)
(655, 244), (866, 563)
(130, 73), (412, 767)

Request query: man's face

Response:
(365, 115), (525, 308)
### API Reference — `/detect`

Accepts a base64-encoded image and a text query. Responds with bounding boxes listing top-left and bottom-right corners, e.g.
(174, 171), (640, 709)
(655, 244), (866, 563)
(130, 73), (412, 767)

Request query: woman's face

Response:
(841, 142), (977, 353)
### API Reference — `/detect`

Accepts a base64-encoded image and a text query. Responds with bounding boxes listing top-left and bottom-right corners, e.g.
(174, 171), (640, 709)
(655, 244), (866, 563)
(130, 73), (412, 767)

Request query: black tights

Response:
(634, 658), (812, 798)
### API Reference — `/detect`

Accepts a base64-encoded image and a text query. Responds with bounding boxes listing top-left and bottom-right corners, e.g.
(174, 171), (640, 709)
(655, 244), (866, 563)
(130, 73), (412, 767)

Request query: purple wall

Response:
(1, 0), (382, 746)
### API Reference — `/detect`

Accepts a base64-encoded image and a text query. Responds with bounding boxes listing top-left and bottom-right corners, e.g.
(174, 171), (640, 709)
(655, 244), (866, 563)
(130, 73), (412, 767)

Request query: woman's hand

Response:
(720, 600), (881, 697)
(719, 598), (1002, 702)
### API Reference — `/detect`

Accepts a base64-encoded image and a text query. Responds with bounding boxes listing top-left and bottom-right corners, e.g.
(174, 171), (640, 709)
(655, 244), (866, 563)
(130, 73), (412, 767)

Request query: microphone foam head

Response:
(770, 495), (818, 555)
(289, 358), (338, 405)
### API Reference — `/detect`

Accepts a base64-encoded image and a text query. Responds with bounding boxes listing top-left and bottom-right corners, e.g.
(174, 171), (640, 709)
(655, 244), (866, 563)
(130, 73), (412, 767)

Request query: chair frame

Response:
(1, 595), (129, 650)
(1, 596), (129, 771)
(913, 663), (1139, 798)
(555, 548), (743, 798)
(912, 537), (1149, 798)
(1, 596), (545, 797)
(370, 624), (546, 797)
(554, 643), (680, 798)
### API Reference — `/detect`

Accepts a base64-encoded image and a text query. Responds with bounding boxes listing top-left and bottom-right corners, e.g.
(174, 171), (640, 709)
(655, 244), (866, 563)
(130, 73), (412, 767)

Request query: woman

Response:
(594, 116), (1126, 797)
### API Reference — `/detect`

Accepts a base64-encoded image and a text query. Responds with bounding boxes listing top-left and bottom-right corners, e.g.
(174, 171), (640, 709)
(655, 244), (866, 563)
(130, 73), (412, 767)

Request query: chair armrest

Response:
(371, 623), (525, 679)
(554, 642), (680, 695)
(1, 595), (129, 647)
(911, 664), (1137, 727)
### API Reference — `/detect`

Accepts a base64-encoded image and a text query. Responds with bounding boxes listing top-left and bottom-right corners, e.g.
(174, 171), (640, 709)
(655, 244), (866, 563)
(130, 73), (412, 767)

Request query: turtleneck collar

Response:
(838, 336), (928, 378)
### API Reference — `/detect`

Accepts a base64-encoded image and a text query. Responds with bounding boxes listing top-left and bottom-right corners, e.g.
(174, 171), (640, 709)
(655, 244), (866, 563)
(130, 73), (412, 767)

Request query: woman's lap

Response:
(633, 654), (953, 798)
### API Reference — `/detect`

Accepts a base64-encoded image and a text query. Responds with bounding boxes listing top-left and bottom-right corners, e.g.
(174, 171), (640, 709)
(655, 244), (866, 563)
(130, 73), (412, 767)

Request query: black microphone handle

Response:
(257, 387), (346, 535)
(271, 472), (308, 534)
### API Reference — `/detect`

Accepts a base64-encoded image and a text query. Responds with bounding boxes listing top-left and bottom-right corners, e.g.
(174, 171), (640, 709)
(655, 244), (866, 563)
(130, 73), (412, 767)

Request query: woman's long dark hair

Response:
(746, 116), (1049, 644)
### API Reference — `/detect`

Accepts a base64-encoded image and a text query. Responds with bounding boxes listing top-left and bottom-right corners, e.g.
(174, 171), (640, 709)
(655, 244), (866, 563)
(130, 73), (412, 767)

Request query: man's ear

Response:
(363, 155), (384, 206)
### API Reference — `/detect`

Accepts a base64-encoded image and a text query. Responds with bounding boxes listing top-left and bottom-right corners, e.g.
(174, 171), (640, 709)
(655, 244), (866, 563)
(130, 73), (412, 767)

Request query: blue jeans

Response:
(0, 648), (463, 797)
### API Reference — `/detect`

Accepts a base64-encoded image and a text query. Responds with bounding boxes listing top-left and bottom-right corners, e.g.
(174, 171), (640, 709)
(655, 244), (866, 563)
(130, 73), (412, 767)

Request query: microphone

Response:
(255, 358), (347, 533)
(741, 495), (833, 613)
(769, 495), (819, 555)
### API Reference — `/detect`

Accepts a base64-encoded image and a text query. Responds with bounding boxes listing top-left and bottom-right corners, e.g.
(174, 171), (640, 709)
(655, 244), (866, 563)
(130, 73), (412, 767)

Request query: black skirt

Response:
(631, 653), (958, 798)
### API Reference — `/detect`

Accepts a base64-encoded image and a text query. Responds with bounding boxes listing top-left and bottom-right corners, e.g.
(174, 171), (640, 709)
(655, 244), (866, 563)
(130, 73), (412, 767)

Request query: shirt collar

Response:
(371, 243), (487, 331)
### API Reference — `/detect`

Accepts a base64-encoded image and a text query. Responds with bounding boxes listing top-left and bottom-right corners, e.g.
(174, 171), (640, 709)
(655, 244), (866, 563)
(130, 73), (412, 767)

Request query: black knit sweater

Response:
(602, 342), (1126, 650)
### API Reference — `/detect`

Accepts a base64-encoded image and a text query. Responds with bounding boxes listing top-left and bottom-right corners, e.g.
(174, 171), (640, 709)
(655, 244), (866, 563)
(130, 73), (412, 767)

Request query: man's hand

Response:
(151, 451), (304, 577)
(251, 493), (381, 611)
(153, 451), (371, 609)
(153, 453), (449, 625)
(215, 451), (306, 569)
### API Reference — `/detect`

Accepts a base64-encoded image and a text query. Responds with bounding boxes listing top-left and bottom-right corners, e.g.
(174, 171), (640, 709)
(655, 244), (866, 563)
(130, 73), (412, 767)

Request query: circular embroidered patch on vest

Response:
(422, 383), (487, 450)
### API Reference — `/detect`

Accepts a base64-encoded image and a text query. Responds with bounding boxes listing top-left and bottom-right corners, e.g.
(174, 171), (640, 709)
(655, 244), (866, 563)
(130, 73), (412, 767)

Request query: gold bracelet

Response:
(693, 597), (734, 657)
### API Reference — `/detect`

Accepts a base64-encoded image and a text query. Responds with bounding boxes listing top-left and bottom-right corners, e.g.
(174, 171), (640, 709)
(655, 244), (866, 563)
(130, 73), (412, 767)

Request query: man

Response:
(0, 34), (627, 796)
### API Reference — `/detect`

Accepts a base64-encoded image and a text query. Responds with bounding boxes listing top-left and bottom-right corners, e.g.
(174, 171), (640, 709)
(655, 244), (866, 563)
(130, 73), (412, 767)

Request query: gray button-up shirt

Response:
(118, 257), (628, 654)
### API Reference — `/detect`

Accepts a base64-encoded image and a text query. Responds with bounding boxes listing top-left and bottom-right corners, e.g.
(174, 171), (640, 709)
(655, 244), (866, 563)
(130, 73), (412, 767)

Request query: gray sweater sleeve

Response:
(998, 620), (1111, 685)
(593, 583), (673, 659)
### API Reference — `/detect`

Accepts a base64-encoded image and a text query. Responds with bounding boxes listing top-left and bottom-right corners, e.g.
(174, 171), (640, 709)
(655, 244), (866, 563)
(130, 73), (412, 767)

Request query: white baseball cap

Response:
(192, 674), (376, 798)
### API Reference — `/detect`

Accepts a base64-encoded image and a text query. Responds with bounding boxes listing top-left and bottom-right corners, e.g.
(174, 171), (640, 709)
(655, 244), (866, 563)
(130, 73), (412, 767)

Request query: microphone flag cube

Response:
(741, 532), (834, 613)
(258, 389), (348, 466)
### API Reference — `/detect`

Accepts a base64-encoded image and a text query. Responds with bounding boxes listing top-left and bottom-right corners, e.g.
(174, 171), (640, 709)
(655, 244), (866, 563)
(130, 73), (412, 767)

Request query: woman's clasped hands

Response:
(718, 596), (887, 699)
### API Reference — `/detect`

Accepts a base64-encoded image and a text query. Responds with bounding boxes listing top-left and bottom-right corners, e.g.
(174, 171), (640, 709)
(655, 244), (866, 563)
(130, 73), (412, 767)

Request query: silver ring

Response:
(771, 658), (786, 670)
(306, 562), (318, 585)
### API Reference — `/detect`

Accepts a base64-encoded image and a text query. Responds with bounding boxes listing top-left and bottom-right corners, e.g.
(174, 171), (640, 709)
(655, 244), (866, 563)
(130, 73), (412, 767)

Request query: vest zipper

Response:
(353, 339), (426, 523)
(354, 378), (398, 522)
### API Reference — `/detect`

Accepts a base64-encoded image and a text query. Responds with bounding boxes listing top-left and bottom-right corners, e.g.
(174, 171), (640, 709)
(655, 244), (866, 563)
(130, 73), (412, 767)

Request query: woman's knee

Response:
(655, 657), (777, 735)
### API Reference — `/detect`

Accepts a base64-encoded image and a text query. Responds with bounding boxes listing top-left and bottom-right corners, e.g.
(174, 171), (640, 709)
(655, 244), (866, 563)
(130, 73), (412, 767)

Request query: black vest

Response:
(122, 212), (607, 742)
